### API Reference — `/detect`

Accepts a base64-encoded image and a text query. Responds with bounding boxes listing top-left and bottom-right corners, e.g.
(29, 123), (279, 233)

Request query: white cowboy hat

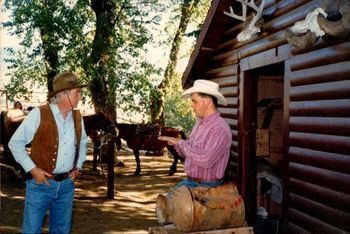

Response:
(182, 79), (227, 106)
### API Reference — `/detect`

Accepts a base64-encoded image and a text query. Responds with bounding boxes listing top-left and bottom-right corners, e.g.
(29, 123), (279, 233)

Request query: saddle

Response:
(136, 123), (160, 136)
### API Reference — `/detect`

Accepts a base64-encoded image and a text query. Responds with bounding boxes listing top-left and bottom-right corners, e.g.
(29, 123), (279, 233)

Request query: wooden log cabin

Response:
(181, 0), (350, 233)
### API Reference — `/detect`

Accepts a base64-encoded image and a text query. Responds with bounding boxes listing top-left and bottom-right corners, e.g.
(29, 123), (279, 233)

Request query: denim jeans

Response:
(167, 179), (224, 197)
(175, 178), (224, 189)
(23, 178), (75, 234)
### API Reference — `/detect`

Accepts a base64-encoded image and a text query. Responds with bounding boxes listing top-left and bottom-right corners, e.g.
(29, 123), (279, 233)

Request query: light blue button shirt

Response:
(8, 104), (88, 174)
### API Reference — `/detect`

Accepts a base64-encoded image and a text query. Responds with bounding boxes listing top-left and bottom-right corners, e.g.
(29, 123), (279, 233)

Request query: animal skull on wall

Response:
(224, 0), (265, 42)
(285, 0), (350, 49)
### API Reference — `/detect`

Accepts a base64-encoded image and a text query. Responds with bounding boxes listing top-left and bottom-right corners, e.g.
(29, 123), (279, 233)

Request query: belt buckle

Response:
(188, 176), (222, 183)
(54, 173), (68, 182)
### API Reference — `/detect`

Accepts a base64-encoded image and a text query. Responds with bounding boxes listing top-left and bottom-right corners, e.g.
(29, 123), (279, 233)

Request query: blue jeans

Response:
(23, 178), (75, 234)
(175, 178), (224, 189)
(167, 179), (224, 197)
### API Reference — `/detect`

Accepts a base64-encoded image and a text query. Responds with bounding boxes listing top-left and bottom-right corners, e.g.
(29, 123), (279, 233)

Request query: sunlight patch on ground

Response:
(1, 142), (185, 233)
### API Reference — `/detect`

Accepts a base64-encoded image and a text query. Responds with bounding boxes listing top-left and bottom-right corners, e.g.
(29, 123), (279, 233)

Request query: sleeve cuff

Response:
(22, 160), (36, 173)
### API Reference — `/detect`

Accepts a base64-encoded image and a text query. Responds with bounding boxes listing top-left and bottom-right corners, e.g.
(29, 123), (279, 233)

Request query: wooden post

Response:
(93, 143), (98, 171)
(105, 134), (115, 199)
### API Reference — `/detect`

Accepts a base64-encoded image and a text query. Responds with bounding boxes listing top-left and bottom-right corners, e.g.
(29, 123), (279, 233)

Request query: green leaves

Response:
(1, 0), (209, 130)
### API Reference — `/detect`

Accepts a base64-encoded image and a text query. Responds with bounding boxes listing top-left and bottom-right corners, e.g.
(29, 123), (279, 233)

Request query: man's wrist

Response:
(75, 168), (82, 174)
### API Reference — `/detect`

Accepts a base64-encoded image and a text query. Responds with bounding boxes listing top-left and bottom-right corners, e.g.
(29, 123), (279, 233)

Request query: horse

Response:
(115, 122), (186, 176)
(0, 109), (28, 168)
(82, 113), (119, 170)
(0, 108), (118, 173)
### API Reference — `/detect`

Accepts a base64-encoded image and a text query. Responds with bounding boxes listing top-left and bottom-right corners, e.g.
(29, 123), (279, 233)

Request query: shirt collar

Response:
(198, 111), (220, 124)
(50, 104), (72, 118)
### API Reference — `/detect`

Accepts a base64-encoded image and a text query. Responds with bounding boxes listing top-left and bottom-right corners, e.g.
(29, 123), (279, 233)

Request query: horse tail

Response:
(0, 111), (7, 145)
(179, 131), (186, 140)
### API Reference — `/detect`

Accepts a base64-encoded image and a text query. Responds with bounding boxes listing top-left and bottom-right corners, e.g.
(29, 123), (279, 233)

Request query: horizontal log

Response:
(263, 0), (320, 33)
(231, 140), (238, 152)
(219, 107), (238, 119)
(289, 177), (350, 213)
(288, 193), (350, 232)
(240, 44), (291, 71)
(290, 80), (350, 101)
(289, 42), (350, 72)
(264, 0), (310, 18)
(287, 221), (309, 234)
(210, 76), (239, 87)
(220, 86), (239, 97)
(289, 132), (350, 155)
(289, 61), (350, 87)
(221, 114), (238, 120)
(231, 129), (238, 141)
(289, 116), (350, 136)
(206, 64), (238, 77)
(229, 151), (238, 161)
(288, 207), (348, 233)
(213, 31), (287, 64)
(288, 162), (350, 194)
(290, 99), (350, 117)
(227, 160), (238, 170)
(288, 146), (350, 174)
(225, 97), (239, 107)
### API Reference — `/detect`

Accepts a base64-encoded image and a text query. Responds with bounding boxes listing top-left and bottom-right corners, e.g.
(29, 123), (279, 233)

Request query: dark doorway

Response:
(242, 62), (284, 233)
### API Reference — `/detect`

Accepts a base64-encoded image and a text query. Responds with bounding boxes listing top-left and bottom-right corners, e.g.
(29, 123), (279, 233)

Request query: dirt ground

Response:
(0, 142), (185, 234)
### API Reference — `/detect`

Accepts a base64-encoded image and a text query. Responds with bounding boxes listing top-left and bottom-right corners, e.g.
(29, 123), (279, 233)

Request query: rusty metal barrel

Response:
(155, 183), (245, 232)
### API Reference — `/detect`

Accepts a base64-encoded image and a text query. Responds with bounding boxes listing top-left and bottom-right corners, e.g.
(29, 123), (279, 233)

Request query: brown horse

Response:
(0, 109), (117, 173)
(83, 113), (119, 170)
(115, 123), (186, 176)
(0, 109), (27, 167)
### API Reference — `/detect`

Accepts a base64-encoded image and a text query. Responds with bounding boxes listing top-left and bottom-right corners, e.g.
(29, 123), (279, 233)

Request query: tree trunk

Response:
(40, 15), (59, 93)
(150, 0), (201, 126)
(86, 0), (127, 121)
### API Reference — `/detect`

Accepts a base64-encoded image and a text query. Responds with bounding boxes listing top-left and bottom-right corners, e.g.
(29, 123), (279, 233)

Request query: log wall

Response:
(285, 41), (350, 233)
(187, 0), (350, 232)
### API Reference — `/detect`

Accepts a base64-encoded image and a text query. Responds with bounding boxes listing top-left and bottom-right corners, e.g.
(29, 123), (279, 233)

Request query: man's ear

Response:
(205, 96), (213, 105)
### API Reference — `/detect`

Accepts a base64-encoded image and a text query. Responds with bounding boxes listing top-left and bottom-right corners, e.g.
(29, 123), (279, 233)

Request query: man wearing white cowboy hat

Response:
(9, 71), (89, 234)
(159, 79), (232, 188)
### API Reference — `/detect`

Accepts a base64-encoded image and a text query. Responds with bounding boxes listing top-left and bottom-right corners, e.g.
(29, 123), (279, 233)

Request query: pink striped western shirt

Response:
(174, 111), (232, 180)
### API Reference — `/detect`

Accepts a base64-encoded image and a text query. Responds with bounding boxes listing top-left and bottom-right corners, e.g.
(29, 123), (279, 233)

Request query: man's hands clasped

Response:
(158, 136), (181, 146)
(30, 167), (81, 186)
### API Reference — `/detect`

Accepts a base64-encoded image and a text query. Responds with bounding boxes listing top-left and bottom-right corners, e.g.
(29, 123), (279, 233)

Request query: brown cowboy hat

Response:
(47, 72), (87, 99)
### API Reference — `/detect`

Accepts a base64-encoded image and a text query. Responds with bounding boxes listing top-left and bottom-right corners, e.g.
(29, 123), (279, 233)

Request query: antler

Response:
(224, 4), (247, 21)
(224, 0), (265, 41)
(224, 0), (263, 22)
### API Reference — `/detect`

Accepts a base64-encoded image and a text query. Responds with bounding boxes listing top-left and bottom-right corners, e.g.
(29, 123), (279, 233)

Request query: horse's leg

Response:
(92, 141), (99, 171)
(115, 137), (122, 151)
(114, 137), (125, 167)
(168, 147), (179, 176)
(133, 148), (141, 176)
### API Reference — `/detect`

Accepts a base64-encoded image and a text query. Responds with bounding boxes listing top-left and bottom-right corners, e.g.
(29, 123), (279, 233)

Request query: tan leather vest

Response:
(30, 105), (82, 173)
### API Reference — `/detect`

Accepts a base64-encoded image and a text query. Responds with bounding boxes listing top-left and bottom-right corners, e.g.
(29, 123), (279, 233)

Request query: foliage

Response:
(148, 0), (211, 130)
(1, 0), (211, 128)
(1, 0), (163, 117)
(163, 72), (195, 135)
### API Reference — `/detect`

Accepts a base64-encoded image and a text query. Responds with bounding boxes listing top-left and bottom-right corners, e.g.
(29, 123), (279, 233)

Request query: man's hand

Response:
(69, 168), (81, 181)
(30, 167), (52, 186)
(158, 136), (181, 146)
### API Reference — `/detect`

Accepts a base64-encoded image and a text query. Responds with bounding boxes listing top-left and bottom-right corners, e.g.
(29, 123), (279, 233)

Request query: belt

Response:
(53, 172), (70, 182)
(187, 176), (223, 183)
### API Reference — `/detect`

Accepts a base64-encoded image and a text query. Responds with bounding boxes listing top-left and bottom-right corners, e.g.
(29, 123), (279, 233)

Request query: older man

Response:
(159, 79), (232, 188)
(9, 71), (88, 234)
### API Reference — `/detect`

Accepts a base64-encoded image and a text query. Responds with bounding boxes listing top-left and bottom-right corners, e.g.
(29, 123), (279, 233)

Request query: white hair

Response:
(49, 93), (61, 104)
